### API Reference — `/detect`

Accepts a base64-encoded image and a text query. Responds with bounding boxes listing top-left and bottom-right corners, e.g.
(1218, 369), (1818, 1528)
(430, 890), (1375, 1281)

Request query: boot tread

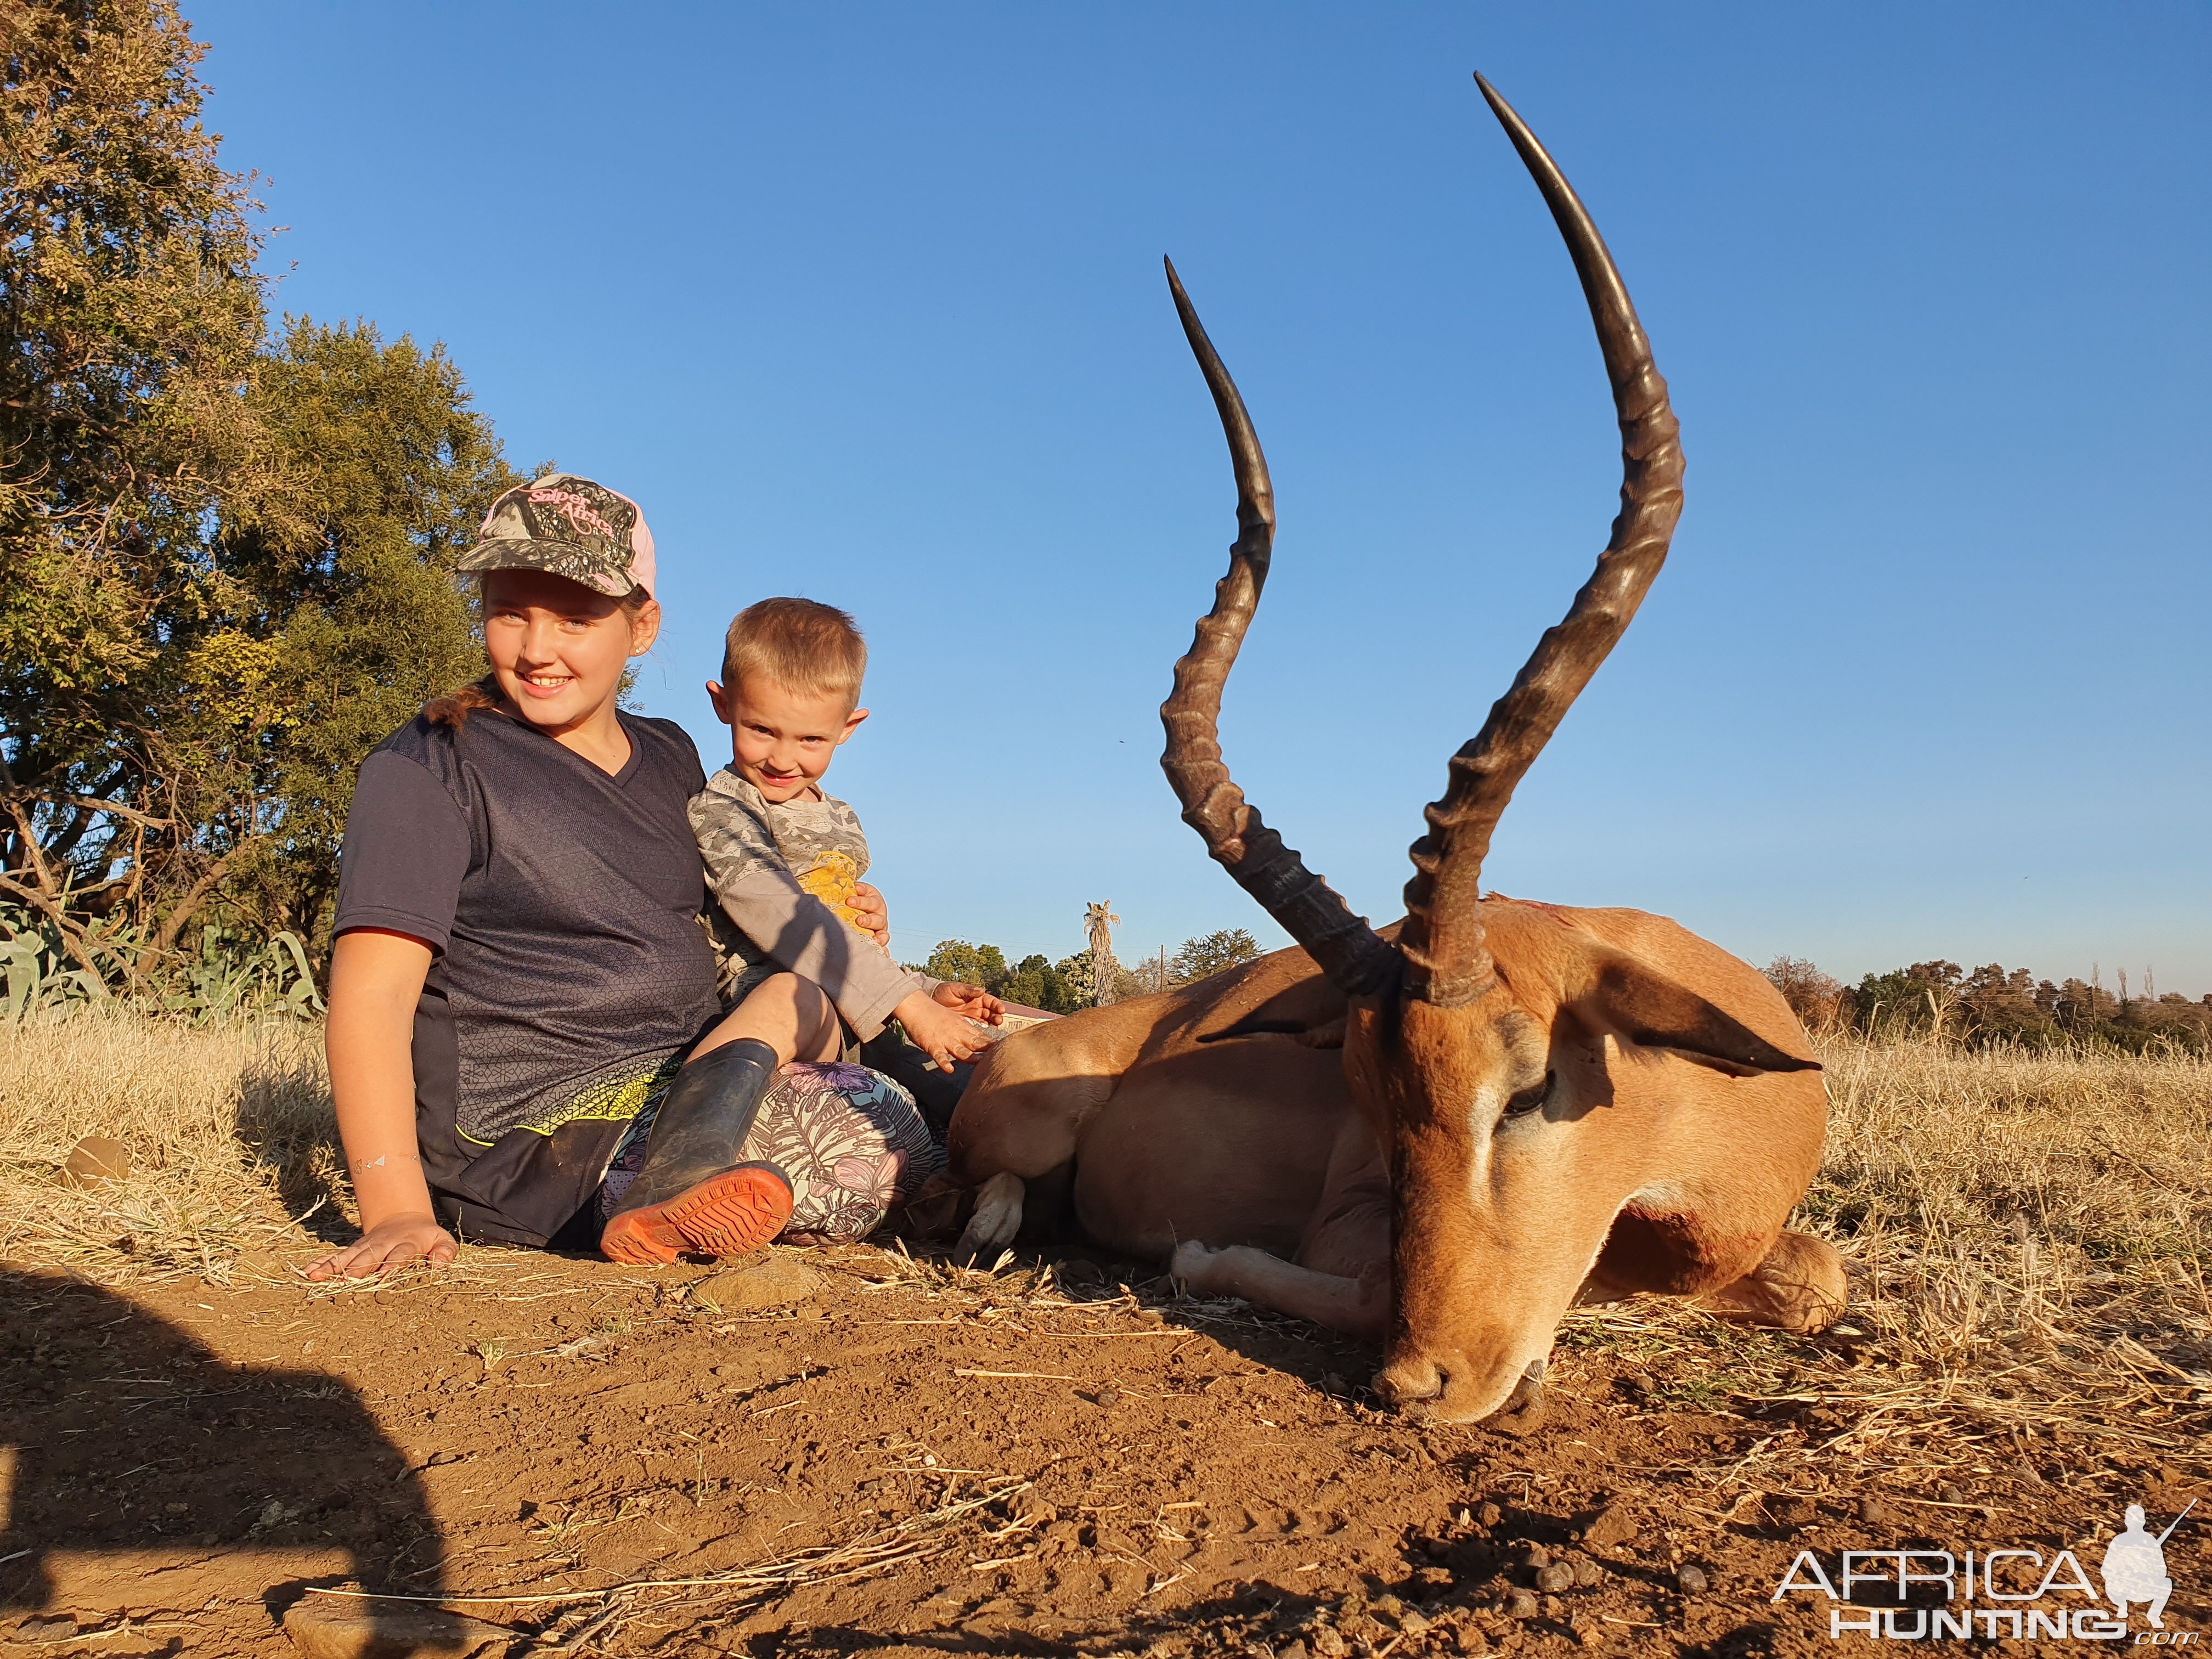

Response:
(600, 1164), (793, 1265)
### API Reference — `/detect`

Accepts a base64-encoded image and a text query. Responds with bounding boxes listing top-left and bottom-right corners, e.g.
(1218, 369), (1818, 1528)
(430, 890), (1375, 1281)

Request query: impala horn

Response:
(1398, 74), (1687, 1008)
(1158, 258), (1402, 999)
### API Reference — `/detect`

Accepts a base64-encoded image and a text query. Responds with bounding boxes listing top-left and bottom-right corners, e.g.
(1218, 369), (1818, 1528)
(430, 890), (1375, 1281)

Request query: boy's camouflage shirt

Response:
(689, 768), (934, 1039)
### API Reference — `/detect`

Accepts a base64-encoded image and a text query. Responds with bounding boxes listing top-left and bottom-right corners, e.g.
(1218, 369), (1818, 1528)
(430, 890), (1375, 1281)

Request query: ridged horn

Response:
(1158, 257), (1402, 1000)
(1398, 74), (1687, 1007)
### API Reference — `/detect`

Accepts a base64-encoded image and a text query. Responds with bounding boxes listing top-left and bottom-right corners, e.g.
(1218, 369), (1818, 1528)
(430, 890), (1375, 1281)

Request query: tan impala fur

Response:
(928, 77), (1846, 1425)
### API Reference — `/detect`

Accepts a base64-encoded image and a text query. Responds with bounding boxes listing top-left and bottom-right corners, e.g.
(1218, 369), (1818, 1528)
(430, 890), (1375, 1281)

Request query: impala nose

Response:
(1373, 1353), (1547, 1425)
(1372, 1353), (1441, 1406)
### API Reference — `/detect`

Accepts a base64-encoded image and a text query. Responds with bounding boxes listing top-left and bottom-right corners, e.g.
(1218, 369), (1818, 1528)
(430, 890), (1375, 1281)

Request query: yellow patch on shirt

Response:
(795, 849), (868, 930)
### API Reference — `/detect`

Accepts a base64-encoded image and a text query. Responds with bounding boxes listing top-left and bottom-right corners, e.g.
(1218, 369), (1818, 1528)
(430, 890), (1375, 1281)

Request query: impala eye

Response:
(1500, 1073), (1554, 1122)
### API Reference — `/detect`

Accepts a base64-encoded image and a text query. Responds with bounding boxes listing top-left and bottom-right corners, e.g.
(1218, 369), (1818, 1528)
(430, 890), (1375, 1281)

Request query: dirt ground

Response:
(4, 1232), (2207, 1659)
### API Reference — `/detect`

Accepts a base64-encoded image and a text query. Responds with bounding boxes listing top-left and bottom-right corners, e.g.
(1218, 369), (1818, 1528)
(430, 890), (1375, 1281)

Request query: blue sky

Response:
(193, 3), (2211, 994)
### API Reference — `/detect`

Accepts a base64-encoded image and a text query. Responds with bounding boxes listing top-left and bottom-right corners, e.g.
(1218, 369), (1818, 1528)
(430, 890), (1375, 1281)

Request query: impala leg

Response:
(1171, 1242), (1388, 1342)
(1166, 1112), (1390, 1341)
(926, 1029), (1121, 1252)
(1691, 1229), (1847, 1333)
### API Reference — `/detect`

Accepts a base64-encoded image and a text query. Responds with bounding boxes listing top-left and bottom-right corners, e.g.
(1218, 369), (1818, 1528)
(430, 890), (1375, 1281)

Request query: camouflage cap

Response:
(458, 472), (657, 599)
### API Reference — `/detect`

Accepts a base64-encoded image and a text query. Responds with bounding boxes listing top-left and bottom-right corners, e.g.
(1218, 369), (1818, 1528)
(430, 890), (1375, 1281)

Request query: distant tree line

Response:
(1, 0), (514, 1013)
(916, 941), (1095, 1016)
(916, 927), (1263, 1015)
(1765, 957), (2212, 1053)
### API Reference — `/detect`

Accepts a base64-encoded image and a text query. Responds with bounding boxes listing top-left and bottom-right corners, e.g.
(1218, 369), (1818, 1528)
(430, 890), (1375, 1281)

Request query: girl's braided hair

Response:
(424, 675), (503, 730)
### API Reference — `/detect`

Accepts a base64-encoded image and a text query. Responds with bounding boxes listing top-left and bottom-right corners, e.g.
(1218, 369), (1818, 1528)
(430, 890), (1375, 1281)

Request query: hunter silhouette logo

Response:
(2104, 1501), (2193, 1631)
(1770, 1497), (2197, 1642)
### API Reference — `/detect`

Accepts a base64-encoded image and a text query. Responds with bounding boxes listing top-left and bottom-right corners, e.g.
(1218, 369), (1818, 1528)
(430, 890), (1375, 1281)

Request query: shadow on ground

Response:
(1, 1268), (442, 1646)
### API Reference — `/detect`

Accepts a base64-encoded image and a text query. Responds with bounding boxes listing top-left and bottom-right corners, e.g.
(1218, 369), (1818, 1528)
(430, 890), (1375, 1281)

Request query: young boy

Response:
(695, 596), (1001, 1068)
(598, 598), (1000, 1264)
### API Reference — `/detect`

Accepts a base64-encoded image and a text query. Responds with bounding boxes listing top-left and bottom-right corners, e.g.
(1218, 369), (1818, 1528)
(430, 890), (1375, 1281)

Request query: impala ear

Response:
(1573, 949), (1821, 1077)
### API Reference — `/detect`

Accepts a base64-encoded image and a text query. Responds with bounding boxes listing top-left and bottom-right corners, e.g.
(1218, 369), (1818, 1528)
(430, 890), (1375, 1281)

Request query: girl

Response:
(308, 473), (957, 1278)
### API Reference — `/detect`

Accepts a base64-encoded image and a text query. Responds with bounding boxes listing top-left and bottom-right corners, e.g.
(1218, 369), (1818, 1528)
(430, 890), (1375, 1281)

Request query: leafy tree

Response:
(1049, 950), (1096, 1012)
(1170, 927), (1260, 985)
(1, 0), (267, 965)
(188, 318), (514, 938)
(1958, 963), (2044, 1041)
(924, 939), (1007, 991)
(1763, 956), (1845, 1030)
(995, 953), (1051, 1011)
(1002, 952), (1101, 1014)
(2041, 977), (2111, 1032)
(997, 951), (1097, 1015)
(1113, 962), (1159, 1003)
(0, 2), (510, 968)
(1849, 961), (1963, 1037)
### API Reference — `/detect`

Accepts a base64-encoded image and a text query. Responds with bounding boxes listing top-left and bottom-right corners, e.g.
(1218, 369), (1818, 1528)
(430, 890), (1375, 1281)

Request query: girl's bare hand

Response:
(306, 1214), (458, 1281)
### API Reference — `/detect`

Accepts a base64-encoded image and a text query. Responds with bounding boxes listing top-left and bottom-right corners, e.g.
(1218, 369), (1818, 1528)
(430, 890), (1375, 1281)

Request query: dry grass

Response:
(1553, 1031), (2212, 1493)
(0, 1006), (343, 1282)
(4, 1009), (2208, 1440)
(1802, 1032), (2210, 1446)
(1812, 1032), (2211, 1367)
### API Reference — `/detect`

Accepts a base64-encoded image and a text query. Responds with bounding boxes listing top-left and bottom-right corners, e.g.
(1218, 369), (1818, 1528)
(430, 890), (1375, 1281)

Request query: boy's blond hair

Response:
(722, 597), (867, 708)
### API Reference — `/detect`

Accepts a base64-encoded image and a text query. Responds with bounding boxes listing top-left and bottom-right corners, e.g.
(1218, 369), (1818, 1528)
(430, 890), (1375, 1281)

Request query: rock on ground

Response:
(282, 1596), (509, 1659)
(693, 1251), (823, 1311)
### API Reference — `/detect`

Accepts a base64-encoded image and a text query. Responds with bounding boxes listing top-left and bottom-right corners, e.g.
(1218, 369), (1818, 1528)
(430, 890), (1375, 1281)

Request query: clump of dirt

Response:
(4, 1237), (2206, 1657)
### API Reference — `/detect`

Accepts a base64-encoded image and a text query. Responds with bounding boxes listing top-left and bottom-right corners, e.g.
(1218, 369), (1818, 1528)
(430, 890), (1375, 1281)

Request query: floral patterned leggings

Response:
(595, 1060), (943, 1244)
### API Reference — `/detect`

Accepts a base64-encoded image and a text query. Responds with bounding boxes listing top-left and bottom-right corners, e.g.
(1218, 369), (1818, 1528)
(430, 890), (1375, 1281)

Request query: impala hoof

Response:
(953, 1170), (1024, 1264)
(1169, 1239), (1221, 1294)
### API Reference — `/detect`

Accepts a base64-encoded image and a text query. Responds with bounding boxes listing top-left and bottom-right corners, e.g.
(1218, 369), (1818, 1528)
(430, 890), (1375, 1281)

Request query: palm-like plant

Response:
(1083, 902), (1120, 1007)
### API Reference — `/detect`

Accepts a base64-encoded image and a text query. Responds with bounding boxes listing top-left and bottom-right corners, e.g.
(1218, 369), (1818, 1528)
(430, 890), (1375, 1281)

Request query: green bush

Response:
(0, 899), (321, 1023)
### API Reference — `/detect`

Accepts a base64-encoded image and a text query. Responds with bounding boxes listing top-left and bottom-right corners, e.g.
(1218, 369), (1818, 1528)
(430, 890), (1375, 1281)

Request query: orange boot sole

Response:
(600, 1163), (794, 1265)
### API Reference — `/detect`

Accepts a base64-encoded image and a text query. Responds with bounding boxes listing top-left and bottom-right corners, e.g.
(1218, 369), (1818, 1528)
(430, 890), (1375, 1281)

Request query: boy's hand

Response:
(306, 1213), (458, 1281)
(849, 882), (890, 950)
(933, 981), (1004, 1025)
(895, 988), (997, 1073)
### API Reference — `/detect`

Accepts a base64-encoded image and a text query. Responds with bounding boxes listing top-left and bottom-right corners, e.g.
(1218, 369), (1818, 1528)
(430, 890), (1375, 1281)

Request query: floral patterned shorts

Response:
(596, 1061), (943, 1244)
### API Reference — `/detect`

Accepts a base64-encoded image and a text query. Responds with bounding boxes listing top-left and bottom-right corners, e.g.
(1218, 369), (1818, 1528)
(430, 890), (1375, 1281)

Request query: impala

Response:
(928, 76), (1845, 1424)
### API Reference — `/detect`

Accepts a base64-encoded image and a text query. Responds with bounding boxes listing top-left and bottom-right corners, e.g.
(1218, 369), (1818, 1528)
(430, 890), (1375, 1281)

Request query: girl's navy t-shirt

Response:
(333, 706), (724, 1243)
